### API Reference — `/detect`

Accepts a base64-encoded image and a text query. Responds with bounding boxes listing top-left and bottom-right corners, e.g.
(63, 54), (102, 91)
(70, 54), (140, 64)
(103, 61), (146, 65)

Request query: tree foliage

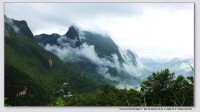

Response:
(55, 69), (194, 106)
(141, 69), (193, 106)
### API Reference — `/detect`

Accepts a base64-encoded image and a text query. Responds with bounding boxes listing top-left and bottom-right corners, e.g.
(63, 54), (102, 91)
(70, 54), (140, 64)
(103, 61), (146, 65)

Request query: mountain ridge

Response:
(5, 16), (102, 106)
(35, 24), (144, 87)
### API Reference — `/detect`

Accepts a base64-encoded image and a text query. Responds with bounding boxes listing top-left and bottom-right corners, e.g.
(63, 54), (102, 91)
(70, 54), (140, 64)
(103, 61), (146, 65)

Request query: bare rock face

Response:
(49, 59), (53, 68)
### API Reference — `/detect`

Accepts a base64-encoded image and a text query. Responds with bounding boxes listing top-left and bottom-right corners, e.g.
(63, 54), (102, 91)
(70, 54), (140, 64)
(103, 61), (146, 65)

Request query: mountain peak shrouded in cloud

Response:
(65, 25), (79, 39)
(5, 15), (34, 39)
(34, 23), (145, 87)
(64, 25), (81, 47)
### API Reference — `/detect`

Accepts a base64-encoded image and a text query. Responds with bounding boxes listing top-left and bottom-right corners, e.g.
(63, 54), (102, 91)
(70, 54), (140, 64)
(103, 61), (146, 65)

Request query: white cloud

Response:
(5, 3), (194, 60)
(79, 6), (194, 60)
(5, 17), (20, 33)
(44, 36), (124, 81)
(97, 66), (120, 81)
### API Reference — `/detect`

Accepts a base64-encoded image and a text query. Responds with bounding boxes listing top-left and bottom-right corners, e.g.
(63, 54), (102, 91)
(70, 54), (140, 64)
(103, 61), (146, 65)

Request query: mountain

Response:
(141, 57), (194, 77)
(35, 25), (144, 88)
(65, 25), (81, 47)
(35, 24), (194, 87)
(35, 33), (60, 46)
(5, 16), (34, 39)
(5, 16), (194, 106)
(80, 31), (124, 63)
(5, 16), (101, 106)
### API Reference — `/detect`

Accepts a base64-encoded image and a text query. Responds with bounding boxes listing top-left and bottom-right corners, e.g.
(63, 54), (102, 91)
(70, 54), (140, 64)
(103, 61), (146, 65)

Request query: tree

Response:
(98, 84), (118, 106)
(141, 69), (194, 106)
(141, 69), (175, 106)
(171, 75), (193, 106)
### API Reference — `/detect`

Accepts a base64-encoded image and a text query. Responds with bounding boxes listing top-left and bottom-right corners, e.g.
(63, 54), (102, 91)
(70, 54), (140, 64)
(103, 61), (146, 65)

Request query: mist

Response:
(44, 35), (125, 82)
(5, 17), (20, 33)
(5, 3), (194, 60)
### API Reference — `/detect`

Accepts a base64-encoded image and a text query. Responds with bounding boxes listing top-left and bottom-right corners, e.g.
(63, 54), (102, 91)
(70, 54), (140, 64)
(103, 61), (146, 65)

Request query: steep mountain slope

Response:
(5, 16), (100, 106)
(81, 31), (124, 63)
(35, 25), (144, 87)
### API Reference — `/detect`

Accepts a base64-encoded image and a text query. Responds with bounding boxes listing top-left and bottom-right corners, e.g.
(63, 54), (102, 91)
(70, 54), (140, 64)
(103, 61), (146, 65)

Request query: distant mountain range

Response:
(141, 57), (194, 78)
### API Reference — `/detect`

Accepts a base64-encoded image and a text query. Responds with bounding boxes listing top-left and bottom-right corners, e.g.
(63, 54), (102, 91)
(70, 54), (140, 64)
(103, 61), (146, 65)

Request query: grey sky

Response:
(5, 3), (144, 34)
(5, 3), (194, 60)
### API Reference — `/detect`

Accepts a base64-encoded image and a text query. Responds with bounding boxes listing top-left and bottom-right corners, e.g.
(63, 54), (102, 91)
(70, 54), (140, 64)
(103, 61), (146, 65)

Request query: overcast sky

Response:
(5, 3), (194, 60)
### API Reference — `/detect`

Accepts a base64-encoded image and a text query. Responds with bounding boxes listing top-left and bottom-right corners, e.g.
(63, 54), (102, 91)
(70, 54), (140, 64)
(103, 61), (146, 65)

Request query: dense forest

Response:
(49, 69), (194, 106)
(5, 69), (194, 106)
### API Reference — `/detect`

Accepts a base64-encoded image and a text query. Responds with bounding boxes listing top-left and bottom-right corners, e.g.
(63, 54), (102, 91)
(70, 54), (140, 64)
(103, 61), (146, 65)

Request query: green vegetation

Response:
(53, 97), (66, 106)
(51, 69), (193, 106)
(4, 17), (194, 106)
(141, 69), (193, 106)
(5, 18), (101, 106)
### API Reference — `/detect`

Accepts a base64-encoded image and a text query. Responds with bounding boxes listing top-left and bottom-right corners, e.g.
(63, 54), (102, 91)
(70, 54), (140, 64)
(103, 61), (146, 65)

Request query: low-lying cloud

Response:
(44, 35), (124, 82)
(42, 34), (150, 89)
(5, 17), (20, 33)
